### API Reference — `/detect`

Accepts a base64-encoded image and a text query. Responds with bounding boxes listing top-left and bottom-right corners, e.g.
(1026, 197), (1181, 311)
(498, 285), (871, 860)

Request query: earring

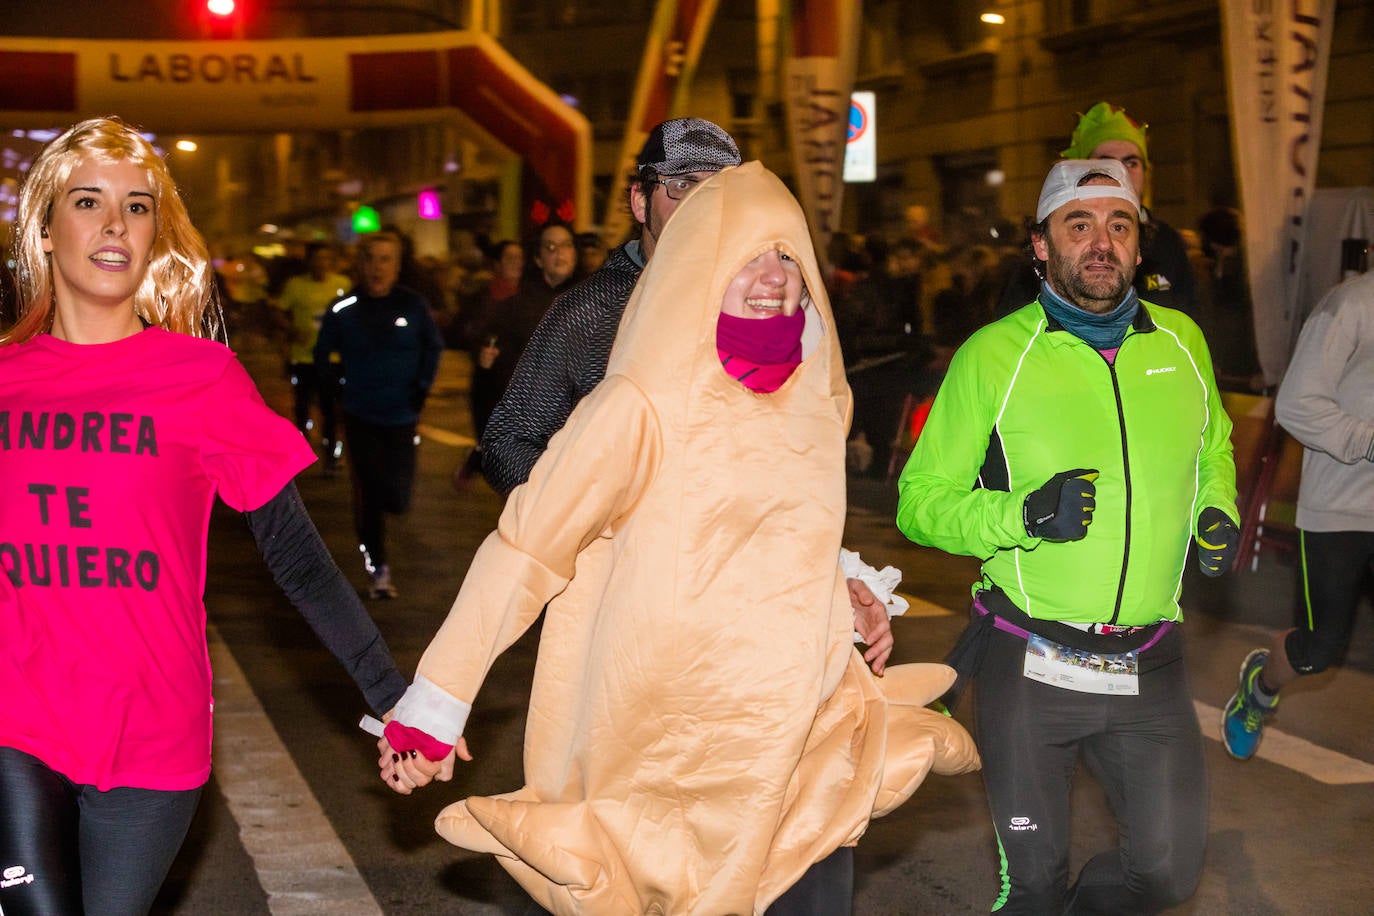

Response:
(40, 227), (48, 238)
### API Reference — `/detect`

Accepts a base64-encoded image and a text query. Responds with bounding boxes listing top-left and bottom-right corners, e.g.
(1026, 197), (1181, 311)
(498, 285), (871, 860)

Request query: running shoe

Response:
(1222, 648), (1276, 760)
(322, 439), (344, 479)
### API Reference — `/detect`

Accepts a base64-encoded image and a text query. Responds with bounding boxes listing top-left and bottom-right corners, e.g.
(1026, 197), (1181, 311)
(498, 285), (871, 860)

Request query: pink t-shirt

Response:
(0, 329), (315, 790)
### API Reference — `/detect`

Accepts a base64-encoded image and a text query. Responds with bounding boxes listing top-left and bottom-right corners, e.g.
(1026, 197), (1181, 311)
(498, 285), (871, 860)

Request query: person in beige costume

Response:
(379, 162), (979, 914)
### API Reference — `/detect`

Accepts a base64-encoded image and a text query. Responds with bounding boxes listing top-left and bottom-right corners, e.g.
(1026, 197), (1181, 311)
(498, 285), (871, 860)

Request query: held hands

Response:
(1196, 507), (1239, 576)
(377, 719), (472, 795)
(1023, 469), (1099, 541)
(378, 736), (460, 794)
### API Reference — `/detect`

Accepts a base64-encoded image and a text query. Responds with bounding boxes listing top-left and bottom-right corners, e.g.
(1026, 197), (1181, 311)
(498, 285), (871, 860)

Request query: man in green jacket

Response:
(897, 158), (1238, 914)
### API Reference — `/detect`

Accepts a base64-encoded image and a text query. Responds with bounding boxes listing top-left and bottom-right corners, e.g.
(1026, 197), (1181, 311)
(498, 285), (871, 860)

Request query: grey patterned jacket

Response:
(481, 241), (646, 495)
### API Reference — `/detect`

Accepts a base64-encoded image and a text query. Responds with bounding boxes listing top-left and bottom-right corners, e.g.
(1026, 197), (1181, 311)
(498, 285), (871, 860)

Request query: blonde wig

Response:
(3, 116), (221, 345)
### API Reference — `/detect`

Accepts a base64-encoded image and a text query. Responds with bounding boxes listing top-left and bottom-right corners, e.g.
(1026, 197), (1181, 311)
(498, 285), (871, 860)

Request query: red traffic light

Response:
(200, 0), (245, 38)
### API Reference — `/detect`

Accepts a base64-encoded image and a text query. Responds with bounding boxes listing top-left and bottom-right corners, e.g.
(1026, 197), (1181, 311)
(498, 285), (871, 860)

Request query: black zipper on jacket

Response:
(1102, 351), (1131, 626)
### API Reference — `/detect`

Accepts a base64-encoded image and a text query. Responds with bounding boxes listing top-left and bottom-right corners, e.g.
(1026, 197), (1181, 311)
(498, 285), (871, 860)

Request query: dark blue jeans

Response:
(0, 746), (202, 915)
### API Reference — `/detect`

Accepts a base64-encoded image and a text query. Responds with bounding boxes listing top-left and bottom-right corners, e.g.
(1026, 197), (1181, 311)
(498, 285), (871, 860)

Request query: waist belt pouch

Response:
(940, 586), (1173, 711)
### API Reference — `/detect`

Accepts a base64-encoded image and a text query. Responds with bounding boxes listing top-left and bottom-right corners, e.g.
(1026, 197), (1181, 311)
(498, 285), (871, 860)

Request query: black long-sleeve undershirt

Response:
(243, 482), (406, 715)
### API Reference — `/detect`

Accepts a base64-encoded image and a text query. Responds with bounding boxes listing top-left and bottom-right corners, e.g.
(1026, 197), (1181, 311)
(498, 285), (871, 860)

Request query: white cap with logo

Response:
(1036, 159), (1141, 222)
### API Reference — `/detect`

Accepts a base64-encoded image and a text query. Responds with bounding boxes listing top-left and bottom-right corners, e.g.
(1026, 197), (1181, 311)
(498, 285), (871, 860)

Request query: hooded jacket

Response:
(396, 162), (978, 915)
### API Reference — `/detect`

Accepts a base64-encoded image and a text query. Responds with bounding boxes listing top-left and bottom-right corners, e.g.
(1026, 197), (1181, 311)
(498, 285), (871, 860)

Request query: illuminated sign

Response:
(417, 189), (442, 220)
(351, 205), (380, 234)
(107, 52), (318, 84)
(844, 91), (875, 183)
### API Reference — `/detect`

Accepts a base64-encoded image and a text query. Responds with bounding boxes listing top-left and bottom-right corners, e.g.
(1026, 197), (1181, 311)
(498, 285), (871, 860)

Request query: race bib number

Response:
(1023, 634), (1139, 695)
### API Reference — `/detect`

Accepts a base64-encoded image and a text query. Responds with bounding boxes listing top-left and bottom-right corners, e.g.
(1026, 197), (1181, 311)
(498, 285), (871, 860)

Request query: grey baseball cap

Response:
(636, 118), (741, 177)
(1036, 158), (1140, 222)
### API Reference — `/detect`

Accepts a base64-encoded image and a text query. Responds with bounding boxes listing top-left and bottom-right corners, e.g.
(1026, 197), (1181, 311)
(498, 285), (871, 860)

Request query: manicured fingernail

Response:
(409, 750), (418, 759)
(392, 753), (400, 762)
(392, 774), (400, 782)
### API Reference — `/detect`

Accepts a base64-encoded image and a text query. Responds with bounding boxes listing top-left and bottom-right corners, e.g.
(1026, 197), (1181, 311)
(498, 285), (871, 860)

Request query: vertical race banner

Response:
(783, 0), (863, 274)
(1220, 0), (1335, 385)
(600, 0), (722, 245)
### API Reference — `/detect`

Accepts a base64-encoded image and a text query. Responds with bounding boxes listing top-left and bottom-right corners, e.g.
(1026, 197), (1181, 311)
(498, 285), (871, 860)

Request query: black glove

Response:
(1196, 506), (1239, 576)
(1023, 468), (1099, 541)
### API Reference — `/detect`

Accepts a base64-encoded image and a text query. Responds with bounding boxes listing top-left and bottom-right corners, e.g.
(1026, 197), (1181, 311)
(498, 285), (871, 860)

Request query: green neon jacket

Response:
(896, 300), (1238, 626)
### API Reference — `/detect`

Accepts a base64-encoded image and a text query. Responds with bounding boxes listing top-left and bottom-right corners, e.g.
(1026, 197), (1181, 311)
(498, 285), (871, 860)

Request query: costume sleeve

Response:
(1191, 328), (1239, 523)
(895, 341), (1040, 558)
(244, 482), (406, 715)
(480, 296), (582, 496)
(202, 358), (315, 512)
(397, 376), (662, 743)
(1275, 290), (1374, 464)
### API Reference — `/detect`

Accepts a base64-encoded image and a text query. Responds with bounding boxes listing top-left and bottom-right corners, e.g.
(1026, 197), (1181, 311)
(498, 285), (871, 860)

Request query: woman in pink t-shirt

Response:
(0, 117), (406, 915)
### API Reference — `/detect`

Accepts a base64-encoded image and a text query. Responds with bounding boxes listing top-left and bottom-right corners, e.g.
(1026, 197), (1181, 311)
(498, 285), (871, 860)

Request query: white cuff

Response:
(393, 673), (471, 745)
(839, 548), (910, 619)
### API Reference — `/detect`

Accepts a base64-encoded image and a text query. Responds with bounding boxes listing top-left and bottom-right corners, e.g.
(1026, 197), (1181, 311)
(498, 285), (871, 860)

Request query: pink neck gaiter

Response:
(716, 310), (805, 392)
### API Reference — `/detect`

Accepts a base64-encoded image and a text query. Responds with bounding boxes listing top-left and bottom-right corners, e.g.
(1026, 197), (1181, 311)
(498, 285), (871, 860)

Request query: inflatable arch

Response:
(0, 30), (591, 229)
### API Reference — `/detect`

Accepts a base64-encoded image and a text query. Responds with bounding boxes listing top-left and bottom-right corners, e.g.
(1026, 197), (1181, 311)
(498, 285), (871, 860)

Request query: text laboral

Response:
(108, 52), (318, 84)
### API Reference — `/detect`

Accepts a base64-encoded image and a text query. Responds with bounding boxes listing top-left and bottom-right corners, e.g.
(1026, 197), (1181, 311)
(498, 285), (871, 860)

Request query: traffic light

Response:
(200, 0), (245, 39)
(352, 206), (381, 235)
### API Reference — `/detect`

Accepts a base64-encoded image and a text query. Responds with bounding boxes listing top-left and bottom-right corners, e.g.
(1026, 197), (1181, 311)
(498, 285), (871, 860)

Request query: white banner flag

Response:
(784, 0), (863, 273)
(599, 0), (721, 245)
(1221, 0), (1336, 385)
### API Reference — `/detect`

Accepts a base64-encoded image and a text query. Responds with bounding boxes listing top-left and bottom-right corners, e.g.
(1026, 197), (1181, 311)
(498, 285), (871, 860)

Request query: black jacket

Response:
(480, 242), (645, 494)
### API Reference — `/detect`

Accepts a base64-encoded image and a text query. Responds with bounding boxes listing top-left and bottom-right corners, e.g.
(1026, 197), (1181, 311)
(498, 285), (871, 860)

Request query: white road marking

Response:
(891, 595), (1374, 784)
(895, 591), (956, 618)
(416, 423), (475, 448)
(209, 625), (384, 915)
(1193, 700), (1374, 785)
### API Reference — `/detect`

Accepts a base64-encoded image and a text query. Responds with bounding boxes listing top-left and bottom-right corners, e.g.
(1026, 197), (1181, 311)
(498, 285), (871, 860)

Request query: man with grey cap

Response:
(896, 158), (1238, 914)
(479, 117), (906, 677)
(479, 117), (742, 495)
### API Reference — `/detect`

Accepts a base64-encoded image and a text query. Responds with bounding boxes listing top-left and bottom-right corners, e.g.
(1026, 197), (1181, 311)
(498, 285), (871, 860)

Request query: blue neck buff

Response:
(1039, 281), (1140, 350)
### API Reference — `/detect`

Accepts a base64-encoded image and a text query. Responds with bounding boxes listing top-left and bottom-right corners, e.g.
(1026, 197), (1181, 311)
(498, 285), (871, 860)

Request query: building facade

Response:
(504, 0), (1374, 249)
(3, 1), (1370, 258)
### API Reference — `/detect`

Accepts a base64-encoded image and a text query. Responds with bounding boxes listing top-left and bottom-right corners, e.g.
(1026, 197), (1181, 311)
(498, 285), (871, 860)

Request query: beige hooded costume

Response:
(396, 162), (978, 915)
